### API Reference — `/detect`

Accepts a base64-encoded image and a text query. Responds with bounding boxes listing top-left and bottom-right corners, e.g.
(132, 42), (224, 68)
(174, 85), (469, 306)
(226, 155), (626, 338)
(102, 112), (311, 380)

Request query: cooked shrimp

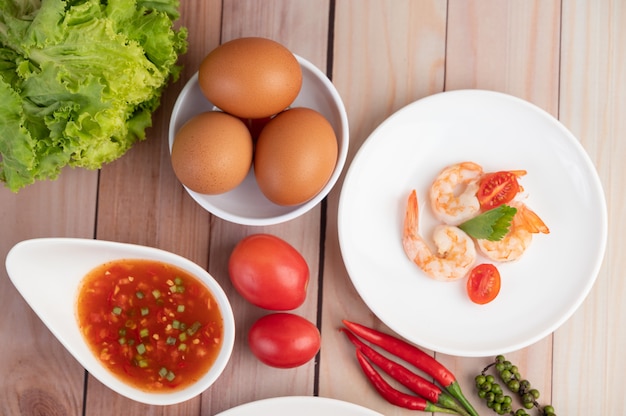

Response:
(430, 161), (483, 226)
(477, 201), (549, 262)
(403, 190), (477, 281)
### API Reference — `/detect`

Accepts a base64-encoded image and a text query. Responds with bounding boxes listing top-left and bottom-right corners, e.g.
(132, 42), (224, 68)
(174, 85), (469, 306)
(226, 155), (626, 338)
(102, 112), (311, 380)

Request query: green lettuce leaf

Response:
(0, 0), (188, 191)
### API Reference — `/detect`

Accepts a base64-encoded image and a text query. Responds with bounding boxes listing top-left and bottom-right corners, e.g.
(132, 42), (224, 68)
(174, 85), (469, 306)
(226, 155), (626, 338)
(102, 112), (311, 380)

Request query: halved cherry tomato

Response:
(467, 263), (501, 305)
(477, 171), (524, 210)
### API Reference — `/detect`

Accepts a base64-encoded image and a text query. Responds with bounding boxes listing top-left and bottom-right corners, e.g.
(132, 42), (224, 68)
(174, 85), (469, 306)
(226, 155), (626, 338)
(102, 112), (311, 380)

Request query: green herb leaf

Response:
(459, 205), (517, 241)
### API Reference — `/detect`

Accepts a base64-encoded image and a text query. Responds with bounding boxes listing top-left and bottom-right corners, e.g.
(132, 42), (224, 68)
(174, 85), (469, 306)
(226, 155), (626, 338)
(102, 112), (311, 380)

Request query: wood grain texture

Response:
(0, 168), (98, 415)
(323, 0), (560, 414)
(320, 1), (447, 414)
(554, 0), (626, 414)
(1, 0), (623, 415)
(445, 0), (561, 114)
(83, 1), (222, 414)
(443, 2), (561, 414)
(199, 1), (331, 414)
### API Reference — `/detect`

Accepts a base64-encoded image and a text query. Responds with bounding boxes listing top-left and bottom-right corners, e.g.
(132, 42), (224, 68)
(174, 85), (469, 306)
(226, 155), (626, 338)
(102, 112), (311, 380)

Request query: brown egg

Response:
(171, 111), (253, 194)
(198, 37), (302, 119)
(254, 107), (338, 206)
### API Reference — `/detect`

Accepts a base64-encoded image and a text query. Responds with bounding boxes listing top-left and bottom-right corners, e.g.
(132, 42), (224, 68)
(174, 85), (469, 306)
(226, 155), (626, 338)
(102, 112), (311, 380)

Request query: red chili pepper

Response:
(343, 320), (479, 416)
(342, 328), (471, 416)
(355, 350), (460, 414)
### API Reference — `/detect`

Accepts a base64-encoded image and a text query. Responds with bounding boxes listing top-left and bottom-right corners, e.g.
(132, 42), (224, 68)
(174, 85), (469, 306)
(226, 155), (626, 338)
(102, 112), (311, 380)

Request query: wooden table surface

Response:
(1, 1), (624, 415)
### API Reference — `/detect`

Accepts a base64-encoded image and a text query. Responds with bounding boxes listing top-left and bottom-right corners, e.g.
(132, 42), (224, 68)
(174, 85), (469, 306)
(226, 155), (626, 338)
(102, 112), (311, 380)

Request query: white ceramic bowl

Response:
(168, 55), (349, 226)
(5, 238), (235, 405)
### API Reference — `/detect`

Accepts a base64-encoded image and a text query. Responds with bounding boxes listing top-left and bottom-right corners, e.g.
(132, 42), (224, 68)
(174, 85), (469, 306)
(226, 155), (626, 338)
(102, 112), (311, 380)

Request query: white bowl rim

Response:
(168, 54), (349, 226)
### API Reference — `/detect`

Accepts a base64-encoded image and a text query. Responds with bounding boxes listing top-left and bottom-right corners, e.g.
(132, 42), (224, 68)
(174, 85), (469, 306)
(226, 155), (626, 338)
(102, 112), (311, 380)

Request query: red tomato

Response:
(239, 116), (272, 142)
(228, 234), (309, 310)
(477, 171), (523, 210)
(467, 263), (501, 305)
(248, 313), (321, 368)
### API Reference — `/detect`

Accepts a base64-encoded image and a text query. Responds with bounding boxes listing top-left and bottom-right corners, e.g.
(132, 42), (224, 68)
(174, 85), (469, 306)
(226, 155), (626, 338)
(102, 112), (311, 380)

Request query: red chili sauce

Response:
(76, 259), (223, 392)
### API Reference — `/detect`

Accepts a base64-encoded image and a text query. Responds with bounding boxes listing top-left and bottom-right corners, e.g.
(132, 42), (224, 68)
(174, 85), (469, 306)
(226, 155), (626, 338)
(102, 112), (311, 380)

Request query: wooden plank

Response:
(554, 0), (626, 413)
(0, 168), (98, 415)
(323, 0), (561, 415)
(443, 1), (561, 414)
(82, 1), (222, 414)
(198, 1), (331, 414)
(320, 1), (447, 414)
(220, 0), (329, 65)
(3, 2), (621, 415)
(445, 0), (561, 114)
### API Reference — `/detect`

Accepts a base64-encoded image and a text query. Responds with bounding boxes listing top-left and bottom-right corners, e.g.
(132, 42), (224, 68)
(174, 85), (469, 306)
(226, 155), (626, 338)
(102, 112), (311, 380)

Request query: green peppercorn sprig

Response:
(474, 355), (557, 416)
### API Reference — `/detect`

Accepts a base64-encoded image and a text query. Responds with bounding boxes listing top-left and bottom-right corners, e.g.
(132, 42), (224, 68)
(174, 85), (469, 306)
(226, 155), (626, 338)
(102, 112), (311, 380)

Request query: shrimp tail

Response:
(403, 189), (419, 239)
(516, 203), (550, 234)
(402, 190), (429, 270)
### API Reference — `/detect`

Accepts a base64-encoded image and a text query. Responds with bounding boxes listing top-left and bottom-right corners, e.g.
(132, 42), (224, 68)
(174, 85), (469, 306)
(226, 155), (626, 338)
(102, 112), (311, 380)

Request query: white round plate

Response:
(215, 396), (383, 416)
(338, 89), (607, 357)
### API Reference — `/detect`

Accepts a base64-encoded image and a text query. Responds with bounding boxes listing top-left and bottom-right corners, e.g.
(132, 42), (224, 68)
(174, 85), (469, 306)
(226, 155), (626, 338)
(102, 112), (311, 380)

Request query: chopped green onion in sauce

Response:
(76, 259), (224, 392)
